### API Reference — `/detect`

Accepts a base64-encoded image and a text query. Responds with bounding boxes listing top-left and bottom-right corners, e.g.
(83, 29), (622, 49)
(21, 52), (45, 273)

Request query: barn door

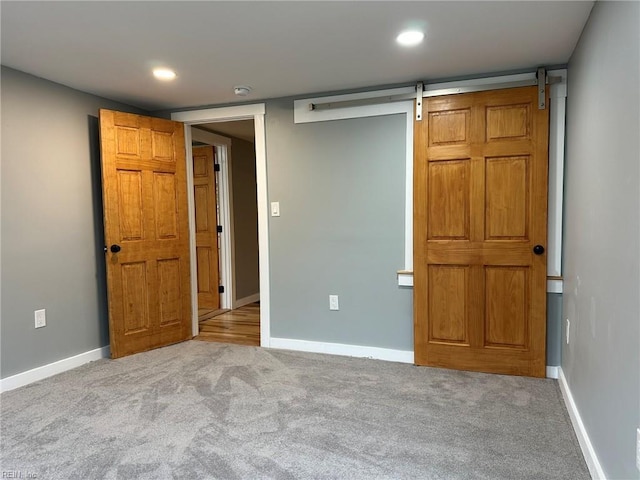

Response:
(414, 86), (549, 377)
(100, 109), (192, 358)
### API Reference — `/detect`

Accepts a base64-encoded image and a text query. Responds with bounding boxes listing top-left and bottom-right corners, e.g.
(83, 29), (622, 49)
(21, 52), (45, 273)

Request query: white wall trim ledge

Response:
(0, 346), (110, 393)
(558, 367), (607, 480)
(269, 338), (414, 364)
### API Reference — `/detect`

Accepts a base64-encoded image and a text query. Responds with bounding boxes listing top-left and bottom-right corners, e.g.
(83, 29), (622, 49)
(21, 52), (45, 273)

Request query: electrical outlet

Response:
(35, 309), (46, 329)
(329, 295), (339, 311)
(566, 319), (570, 344)
(636, 428), (640, 471)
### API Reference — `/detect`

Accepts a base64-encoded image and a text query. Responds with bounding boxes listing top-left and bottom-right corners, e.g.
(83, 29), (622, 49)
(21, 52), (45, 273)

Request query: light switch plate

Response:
(329, 295), (339, 311)
(271, 202), (280, 217)
(35, 309), (46, 328)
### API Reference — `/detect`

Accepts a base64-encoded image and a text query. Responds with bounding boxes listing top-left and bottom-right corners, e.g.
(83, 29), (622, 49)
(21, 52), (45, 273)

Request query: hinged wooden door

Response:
(193, 146), (221, 310)
(414, 86), (549, 377)
(100, 110), (192, 358)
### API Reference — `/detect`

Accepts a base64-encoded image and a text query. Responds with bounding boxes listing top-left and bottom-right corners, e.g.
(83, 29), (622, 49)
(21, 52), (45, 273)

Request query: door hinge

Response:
(217, 225), (223, 233)
(218, 285), (225, 293)
(537, 67), (546, 110)
(214, 163), (220, 172)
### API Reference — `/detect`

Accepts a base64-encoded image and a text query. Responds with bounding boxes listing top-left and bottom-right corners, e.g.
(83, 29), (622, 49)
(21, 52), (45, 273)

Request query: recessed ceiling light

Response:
(396, 30), (424, 47)
(153, 68), (177, 80)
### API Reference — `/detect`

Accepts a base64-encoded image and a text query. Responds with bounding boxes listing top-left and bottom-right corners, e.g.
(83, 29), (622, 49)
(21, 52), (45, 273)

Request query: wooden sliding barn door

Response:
(100, 110), (192, 358)
(414, 86), (549, 377)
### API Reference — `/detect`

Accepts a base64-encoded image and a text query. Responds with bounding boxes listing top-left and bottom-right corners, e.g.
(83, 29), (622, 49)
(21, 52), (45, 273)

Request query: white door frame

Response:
(190, 127), (234, 312)
(172, 104), (270, 348)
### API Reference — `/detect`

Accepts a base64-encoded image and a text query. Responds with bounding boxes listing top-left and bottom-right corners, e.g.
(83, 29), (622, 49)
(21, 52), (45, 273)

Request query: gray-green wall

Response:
(0, 67), (147, 378)
(266, 101), (413, 349)
(230, 137), (259, 301)
(563, 2), (640, 478)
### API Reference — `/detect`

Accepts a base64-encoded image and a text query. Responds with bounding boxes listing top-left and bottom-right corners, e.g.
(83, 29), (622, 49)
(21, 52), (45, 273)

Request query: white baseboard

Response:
(558, 367), (606, 479)
(546, 366), (559, 379)
(268, 340), (562, 374)
(233, 292), (260, 309)
(0, 346), (110, 393)
(269, 337), (414, 364)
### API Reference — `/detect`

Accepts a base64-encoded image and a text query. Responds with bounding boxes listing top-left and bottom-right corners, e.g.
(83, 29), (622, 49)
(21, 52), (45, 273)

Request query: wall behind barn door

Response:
(265, 100), (412, 351)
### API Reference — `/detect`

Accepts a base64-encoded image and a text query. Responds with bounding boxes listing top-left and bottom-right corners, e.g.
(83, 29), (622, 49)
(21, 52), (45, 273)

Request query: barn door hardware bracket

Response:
(537, 67), (546, 110)
(415, 81), (424, 121)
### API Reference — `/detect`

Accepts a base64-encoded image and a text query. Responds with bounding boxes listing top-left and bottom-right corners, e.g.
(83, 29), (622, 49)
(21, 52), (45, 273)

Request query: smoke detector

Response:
(234, 85), (252, 97)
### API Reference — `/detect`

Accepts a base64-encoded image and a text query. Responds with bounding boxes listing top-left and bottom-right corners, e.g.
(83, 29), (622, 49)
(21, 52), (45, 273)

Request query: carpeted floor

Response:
(1, 341), (589, 479)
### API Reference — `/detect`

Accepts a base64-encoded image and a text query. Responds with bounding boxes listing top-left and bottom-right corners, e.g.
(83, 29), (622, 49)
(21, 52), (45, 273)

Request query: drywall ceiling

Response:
(1, 1), (593, 111)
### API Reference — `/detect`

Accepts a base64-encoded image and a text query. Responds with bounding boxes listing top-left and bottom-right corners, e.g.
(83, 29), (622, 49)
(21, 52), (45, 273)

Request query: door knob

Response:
(533, 245), (545, 255)
(110, 244), (122, 253)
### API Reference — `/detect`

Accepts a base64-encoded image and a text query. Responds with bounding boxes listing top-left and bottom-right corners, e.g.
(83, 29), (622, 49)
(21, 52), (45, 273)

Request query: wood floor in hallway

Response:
(195, 302), (260, 346)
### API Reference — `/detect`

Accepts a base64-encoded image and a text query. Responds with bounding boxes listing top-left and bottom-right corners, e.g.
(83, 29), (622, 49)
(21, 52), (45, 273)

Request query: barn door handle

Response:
(533, 245), (545, 255)
(110, 244), (122, 253)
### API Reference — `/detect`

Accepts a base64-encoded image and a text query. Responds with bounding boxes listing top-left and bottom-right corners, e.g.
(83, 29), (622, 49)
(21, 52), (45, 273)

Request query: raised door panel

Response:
(428, 265), (469, 345)
(485, 267), (529, 348)
(196, 247), (212, 294)
(115, 127), (141, 158)
(429, 109), (470, 146)
(158, 258), (182, 326)
(428, 160), (470, 240)
(194, 184), (211, 233)
(120, 262), (150, 334)
(486, 104), (530, 142)
(154, 173), (178, 239)
(151, 129), (176, 162)
(485, 156), (529, 240)
(117, 170), (144, 241)
(193, 154), (209, 178)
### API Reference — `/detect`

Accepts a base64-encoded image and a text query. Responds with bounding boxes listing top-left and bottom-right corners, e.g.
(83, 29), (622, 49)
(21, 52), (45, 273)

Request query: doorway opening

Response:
(189, 120), (260, 346)
(171, 103), (270, 349)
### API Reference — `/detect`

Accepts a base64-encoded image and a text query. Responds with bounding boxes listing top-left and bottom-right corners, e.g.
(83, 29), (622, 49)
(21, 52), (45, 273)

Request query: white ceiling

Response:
(1, 1), (593, 111)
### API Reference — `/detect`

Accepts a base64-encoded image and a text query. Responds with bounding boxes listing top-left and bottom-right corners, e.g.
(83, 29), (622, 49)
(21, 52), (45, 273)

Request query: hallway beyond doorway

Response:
(195, 303), (260, 346)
